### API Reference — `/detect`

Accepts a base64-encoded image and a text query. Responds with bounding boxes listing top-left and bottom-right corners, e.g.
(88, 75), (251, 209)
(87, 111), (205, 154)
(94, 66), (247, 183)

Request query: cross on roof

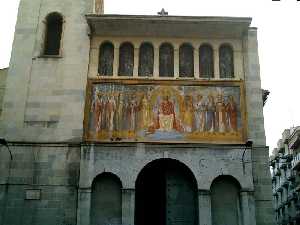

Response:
(158, 8), (168, 16)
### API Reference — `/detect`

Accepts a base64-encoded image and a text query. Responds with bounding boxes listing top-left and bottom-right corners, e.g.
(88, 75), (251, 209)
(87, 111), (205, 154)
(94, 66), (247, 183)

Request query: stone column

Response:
(153, 46), (159, 78)
(174, 47), (179, 78)
(240, 191), (256, 225)
(213, 48), (220, 79)
(133, 47), (139, 77)
(194, 48), (200, 79)
(77, 188), (92, 225)
(90, 48), (99, 77)
(113, 45), (120, 77)
(122, 188), (135, 225)
(198, 190), (212, 225)
(234, 50), (243, 79)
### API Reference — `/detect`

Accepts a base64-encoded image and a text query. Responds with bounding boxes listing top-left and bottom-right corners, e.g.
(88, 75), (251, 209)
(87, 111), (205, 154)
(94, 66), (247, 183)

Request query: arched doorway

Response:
(210, 175), (241, 225)
(135, 159), (199, 225)
(90, 173), (122, 225)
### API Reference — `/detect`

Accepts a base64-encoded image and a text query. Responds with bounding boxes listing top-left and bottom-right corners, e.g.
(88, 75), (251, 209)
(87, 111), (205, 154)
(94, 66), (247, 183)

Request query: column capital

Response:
(78, 187), (92, 194)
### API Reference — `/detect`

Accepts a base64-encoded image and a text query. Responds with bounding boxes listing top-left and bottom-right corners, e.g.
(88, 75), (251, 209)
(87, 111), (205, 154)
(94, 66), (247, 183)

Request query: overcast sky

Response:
(0, 0), (299, 152)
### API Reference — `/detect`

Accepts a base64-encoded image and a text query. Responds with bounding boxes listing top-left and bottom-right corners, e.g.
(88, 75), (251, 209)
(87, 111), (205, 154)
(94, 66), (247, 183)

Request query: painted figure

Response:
(115, 94), (125, 132)
(215, 94), (227, 132)
(206, 95), (216, 132)
(128, 96), (138, 132)
(91, 91), (104, 132)
(195, 94), (206, 132)
(226, 95), (238, 132)
(182, 95), (194, 132)
(157, 95), (176, 132)
(95, 0), (103, 14)
(139, 94), (152, 130)
(105, 95), (116, 134)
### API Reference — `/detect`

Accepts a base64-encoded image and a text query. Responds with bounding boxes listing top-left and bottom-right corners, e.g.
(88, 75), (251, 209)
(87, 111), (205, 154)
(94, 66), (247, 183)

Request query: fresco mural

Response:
(85, 80), (246, 143)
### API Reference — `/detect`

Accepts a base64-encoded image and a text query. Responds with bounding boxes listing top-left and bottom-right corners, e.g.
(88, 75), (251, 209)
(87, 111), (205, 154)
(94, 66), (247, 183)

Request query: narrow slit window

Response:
(44, 13), (63, 56)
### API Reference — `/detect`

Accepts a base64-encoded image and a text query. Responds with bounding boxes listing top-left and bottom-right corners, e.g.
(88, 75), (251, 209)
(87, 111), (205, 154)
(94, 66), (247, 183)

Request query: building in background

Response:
(0, 0), (274, 225)
(270, 126), (300, 225)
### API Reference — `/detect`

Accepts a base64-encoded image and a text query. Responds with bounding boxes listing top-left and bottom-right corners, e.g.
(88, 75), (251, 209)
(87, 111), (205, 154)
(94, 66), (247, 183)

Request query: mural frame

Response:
(84, 78), (247, 144)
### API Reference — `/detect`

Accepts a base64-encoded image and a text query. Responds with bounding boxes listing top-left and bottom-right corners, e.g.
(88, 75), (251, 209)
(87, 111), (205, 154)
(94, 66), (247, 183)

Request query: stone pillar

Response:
(113, 45), (120, 77)
(90, 48), (98, 77)
(234, 50), (243, 79)
(122, 188), (135, 225)
(198, 190), (212, 225)
(77, 188), (91, 225)
(153, 46), (159, 78)
(213, 48), (220, 79)
(133, 47), (139, 77)
(194, 48), (200, 79)
(174, 47), (179, 78)
(240, 191), (256, 225)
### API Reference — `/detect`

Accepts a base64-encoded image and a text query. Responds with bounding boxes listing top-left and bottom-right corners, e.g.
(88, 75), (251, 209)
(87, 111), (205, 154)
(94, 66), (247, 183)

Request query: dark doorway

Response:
(135, 159), (199, 225)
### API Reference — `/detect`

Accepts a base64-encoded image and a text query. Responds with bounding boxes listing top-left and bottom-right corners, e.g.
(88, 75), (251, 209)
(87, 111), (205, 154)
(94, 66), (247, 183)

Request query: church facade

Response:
(0, 0), (274, 225)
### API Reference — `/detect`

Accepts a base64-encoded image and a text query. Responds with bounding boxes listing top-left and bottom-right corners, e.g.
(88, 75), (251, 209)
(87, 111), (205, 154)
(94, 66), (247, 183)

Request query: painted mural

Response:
(85, 80), (246, 143)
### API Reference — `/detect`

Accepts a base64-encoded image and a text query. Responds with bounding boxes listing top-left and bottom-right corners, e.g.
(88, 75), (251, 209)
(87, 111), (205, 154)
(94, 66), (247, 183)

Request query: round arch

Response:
(135, 158), (199, 225)
(90, 172), (123, 225)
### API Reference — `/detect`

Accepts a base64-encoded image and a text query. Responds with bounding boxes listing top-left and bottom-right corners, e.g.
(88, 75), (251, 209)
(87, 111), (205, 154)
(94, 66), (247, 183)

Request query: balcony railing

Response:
(292, 153), (300, 170)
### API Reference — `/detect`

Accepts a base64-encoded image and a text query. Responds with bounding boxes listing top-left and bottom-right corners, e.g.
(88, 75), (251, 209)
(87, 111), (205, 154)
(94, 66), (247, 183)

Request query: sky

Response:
(0, 0), (299, 152)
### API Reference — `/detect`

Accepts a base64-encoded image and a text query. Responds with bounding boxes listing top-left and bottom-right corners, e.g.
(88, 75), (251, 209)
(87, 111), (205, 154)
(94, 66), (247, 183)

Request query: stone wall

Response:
(0, 144), (80, 225)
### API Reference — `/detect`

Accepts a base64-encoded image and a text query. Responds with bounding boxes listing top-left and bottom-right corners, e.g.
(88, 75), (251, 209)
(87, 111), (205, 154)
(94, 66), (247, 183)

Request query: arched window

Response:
(138, 43), (154, 77)
(44, 12), (63, 55)
(199, 44), (214, 78)
(179, 43), (194, 77)
(219, 44), (234, 78)
(159, 43), (174, 77)
(91, 173), (122, 225)
(210, 176), (241, 225)
(98, 42), (114, 76)
(118, 42), (134, 76)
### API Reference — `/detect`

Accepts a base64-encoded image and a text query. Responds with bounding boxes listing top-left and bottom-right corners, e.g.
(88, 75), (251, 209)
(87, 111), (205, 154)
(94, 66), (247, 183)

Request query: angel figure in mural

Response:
(225, 95), (238, 132)
(215, 93), (227, 133)
(205, 94), (216, 132)
(105, 94), (116, 135)
(91, 91), (104, 132)
(194, 94), (206, 132)
(157, 95), (176, 132)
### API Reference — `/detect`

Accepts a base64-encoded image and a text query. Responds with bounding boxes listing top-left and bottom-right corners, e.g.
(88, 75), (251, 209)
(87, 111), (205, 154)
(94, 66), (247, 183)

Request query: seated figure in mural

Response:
(215, 93), (227, 133)
(225, 95), (238, 132)
(91, 91), (104, 132)
(194, 94), (206, 132)
(157, 95), (176, 132)
(205, 95), (216, 132)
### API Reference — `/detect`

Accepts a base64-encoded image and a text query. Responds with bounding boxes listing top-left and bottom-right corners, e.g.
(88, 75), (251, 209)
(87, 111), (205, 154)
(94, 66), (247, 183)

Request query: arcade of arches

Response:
(90, 159), (245, 225)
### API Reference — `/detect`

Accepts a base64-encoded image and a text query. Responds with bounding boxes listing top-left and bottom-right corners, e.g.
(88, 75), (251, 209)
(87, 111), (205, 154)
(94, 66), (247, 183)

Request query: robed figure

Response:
(156, 95), (176, 132)
(91, 92), (104, 132)
(226, 95), (238, 132)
